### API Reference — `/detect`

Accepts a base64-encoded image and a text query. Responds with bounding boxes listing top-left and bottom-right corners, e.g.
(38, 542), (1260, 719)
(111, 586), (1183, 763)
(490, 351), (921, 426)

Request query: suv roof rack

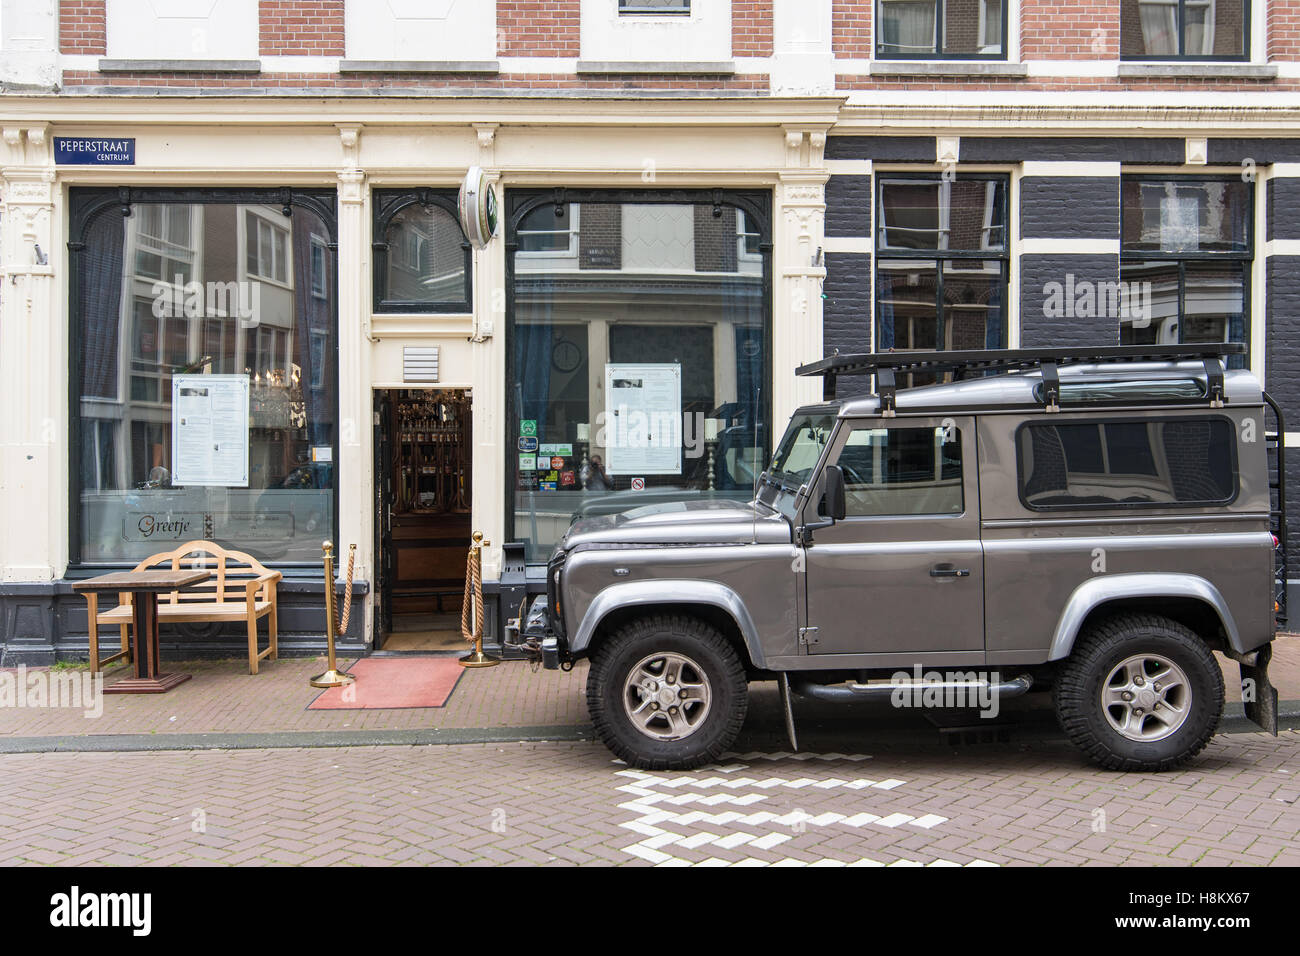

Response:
(796, 343), (1248, 412)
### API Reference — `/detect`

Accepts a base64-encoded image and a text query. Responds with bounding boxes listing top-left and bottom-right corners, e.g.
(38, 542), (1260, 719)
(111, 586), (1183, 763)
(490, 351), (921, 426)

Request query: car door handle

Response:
(930, 564), (971, 578)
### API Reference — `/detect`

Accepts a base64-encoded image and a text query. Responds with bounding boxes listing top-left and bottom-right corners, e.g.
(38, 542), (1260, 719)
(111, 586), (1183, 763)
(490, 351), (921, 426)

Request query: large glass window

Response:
(71, 189), (338, 565)
(875, 175), (1008, 385)
(1121, 0), (1248, 59)
(372, 189), (471, 312)
(1017, 418), (1237, 509)
(1120, 177), (1251, 368)
(876, 0), (1006, 58)
(508, 192), (770, 561)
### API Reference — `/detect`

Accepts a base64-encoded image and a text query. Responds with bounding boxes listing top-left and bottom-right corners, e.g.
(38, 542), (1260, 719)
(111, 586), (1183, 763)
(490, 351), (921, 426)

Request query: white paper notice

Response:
(605, 363), (682, 476)
(171, 374), (250, 487)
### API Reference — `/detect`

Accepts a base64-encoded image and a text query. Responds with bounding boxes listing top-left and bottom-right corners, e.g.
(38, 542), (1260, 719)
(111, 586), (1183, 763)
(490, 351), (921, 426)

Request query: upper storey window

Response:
(876, 0), (1006, 59)
(1120, 0), (1249, 60)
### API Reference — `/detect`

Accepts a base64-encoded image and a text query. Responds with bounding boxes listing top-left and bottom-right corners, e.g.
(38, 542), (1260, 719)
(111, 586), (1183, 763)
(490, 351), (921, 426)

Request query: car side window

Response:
(835, 425), (963, 517)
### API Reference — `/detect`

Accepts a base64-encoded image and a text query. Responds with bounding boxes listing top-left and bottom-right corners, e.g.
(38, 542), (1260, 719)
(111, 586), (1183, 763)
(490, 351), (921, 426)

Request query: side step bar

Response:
(790, 673), (1034, 704)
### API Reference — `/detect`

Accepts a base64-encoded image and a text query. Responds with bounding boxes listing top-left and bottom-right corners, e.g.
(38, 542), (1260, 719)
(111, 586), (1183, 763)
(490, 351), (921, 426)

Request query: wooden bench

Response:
(84, 540), (282, 676)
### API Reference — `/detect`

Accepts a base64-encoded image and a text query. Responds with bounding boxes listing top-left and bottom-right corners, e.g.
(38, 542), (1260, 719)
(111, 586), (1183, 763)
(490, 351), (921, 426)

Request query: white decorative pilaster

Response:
(472, 151), (506, 580)
(774, 126), (829, 426)
(0, 124), (60, 581)
(335, 125), (370, 637)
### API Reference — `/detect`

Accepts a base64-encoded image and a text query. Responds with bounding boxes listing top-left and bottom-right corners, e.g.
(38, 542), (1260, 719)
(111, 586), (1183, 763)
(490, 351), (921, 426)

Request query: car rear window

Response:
(1016, 417), (1237, 510)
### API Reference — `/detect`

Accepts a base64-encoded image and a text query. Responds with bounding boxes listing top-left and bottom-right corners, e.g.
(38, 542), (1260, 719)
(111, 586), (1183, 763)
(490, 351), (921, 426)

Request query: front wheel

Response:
(586, 615), (748, 770)
(1054, 614), (1224, 772)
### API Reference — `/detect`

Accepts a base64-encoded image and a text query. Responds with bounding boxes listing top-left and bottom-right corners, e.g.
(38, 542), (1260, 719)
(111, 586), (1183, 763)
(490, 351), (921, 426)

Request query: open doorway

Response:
(373, 388), (472, 652)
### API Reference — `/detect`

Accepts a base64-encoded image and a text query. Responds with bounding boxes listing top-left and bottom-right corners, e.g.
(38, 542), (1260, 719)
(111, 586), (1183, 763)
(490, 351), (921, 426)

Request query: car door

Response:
(801, 416), (985, 664)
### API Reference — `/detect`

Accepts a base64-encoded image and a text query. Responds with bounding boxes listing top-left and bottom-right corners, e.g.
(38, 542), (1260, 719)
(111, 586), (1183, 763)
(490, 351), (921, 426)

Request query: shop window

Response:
(69, 188), (339, 566)
(1120, 177), (1251, 367)
(875, 175), (1009, 385)
(876, 0), (1007, 59)
(1121, 0), (1248, 59)
(507, 190), (771, 562)
(372, 189), (471, 314)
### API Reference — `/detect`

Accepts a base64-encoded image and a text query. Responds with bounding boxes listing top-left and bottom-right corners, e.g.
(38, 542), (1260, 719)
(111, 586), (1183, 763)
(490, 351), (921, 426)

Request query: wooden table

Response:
(72, 570), (210, 693)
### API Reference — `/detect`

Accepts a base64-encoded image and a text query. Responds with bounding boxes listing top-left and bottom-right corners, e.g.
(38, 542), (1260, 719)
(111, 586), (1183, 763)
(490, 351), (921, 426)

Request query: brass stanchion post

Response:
(311, 540), (357, 687)
(459, 531), (500, 668)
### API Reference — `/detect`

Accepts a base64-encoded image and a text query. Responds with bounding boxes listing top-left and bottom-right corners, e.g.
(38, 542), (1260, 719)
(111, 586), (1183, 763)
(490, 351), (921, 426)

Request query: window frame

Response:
(874, 172), (1011, 360)
(372, 188), (473, 315)
(1014, 415), (1240, 512)
(874, 0), (1010, 61)
(1121, 0), (1250, 62)
(1119, 174), (1253, 363)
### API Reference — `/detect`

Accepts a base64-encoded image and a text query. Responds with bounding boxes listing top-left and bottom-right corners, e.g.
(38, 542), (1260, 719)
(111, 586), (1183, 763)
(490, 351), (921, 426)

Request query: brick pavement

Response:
(0, 731), (1295, 866)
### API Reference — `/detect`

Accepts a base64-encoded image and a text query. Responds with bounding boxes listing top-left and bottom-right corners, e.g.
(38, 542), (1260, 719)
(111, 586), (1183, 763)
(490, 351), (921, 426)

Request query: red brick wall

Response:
(259, 1), (344, 56)
(1269, 0), (1300, 59)
(832, 0), (872, 57)
(497, 1), (580, 56)
(60, 0), (106, 55)
(1021, 0), (1120, 59)
(732, 1), (774, 56)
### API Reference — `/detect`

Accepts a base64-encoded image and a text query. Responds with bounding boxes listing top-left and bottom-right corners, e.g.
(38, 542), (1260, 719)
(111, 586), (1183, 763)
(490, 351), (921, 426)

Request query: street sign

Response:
(54, 137), (135, 166)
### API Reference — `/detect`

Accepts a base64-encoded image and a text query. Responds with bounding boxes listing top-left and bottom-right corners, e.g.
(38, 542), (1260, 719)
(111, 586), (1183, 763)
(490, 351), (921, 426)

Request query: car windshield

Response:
(768, 413), (836, 489)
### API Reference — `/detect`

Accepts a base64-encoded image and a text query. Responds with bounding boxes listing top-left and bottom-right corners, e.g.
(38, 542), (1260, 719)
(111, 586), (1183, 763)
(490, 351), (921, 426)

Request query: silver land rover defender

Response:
(531, 344), (1285, 772)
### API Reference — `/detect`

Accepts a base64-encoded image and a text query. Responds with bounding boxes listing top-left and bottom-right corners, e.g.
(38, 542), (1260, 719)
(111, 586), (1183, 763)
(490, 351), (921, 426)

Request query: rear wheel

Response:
(586, 615), (748, 770)
(1054, 614), (1223, 772)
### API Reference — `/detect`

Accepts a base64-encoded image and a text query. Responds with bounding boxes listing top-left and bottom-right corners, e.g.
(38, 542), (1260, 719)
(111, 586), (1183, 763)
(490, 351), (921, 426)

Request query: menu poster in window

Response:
(171, 374), (250, 487)
(604, 363), (682, 476)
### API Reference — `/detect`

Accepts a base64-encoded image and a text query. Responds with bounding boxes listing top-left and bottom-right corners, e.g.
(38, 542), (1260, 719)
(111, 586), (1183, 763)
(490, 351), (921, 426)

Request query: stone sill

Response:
(97, 59), (261, 73)
(576, 60), (736, 75)
(1117, 62), (1278, 79)
(869, 61), (1029, 78)
(339, 60), (500, 74)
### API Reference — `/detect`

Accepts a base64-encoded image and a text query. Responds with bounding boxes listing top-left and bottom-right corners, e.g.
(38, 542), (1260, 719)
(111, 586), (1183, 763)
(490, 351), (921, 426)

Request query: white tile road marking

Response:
(615, 754), (978, 867)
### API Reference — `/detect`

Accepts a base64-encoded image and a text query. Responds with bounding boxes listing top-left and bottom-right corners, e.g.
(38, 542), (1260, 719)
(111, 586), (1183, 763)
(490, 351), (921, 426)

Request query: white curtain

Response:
(881, 0), (938, 54)
(1138, 0), (1179, 55)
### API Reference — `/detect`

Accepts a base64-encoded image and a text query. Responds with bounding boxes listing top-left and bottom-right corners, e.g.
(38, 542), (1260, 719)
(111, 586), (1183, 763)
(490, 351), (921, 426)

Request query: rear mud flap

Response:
(1240, 643), (1279, 736)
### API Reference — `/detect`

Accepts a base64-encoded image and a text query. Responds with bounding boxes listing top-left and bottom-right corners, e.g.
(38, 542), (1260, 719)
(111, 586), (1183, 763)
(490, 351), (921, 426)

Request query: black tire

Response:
(586, 614), (748, 770)
(1054, 613), (1223, 772)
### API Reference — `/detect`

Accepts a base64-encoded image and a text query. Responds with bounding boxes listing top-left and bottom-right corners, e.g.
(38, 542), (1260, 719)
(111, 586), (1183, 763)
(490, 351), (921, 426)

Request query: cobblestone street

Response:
(1, 728), (1296, 867)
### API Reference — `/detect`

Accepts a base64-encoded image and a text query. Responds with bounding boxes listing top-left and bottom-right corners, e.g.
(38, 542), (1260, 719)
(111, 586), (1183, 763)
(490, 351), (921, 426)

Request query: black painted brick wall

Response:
(1020, 177), (1119, 240)
(1208, 139), (1300, 165)
(823, 252), (872, 392)
(825, 136), (936, 162)
(1268, 179), (1300, 242)
(1020, 254), (1121, 347)
(960, 137), (1183, 164)
(825, 175), (872, 239)
(1266, 257), (1300, 550)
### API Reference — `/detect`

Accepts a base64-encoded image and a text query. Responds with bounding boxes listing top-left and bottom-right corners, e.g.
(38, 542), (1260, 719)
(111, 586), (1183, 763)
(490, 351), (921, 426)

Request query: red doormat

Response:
(308, 657), (463, 710)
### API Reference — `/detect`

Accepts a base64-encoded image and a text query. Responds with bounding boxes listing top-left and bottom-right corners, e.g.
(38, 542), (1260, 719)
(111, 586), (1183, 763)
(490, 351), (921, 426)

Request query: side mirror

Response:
(819, 464), (847, 521)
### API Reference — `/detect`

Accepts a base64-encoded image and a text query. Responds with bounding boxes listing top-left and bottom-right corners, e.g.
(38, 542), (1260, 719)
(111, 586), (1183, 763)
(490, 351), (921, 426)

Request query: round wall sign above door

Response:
(458, 165), (499, 249)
